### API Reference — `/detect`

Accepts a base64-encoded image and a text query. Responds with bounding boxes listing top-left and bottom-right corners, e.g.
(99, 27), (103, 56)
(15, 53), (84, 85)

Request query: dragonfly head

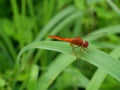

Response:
(83, 41), (89, 48)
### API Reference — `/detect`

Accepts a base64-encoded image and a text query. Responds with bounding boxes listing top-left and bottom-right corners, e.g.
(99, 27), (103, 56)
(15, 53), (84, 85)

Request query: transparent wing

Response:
(82, 32), (107, 41)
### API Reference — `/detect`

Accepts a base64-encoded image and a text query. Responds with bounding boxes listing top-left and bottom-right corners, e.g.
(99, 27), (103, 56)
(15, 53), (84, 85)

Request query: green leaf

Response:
(36, 54), (75, 90)
(86, 46), (120, 90)
(27, 64), (39, 90)
(55, 66), (89, 89)
(81, 48), (120, 82)
(17, 41), (120, 90)
(84, 25), (120, 41)
(106, 0), (120, 16)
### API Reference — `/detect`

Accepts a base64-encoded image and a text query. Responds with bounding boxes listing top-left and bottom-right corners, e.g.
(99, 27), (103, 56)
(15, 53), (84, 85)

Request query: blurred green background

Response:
(0, 0), (120, 90)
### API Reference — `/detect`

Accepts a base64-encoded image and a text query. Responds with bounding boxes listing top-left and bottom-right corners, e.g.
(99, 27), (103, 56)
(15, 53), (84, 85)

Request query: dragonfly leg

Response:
(79, 46), (87, 56)
(83, 47), (89, 53)
(70, 43), (79, 59)
(70, 44), (83, 66)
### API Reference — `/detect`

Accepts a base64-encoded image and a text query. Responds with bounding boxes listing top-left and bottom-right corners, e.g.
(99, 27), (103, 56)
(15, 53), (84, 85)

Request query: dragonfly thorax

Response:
(71, 37), (83, 46)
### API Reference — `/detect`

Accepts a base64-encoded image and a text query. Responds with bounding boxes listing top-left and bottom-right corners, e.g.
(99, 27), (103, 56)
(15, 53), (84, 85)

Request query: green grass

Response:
(0, 0), (120, 90)
(16, 41), (120, 90)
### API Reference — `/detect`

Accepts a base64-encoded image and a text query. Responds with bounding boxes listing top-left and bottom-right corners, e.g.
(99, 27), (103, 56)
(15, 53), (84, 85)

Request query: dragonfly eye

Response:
(83, 41), (89, 48)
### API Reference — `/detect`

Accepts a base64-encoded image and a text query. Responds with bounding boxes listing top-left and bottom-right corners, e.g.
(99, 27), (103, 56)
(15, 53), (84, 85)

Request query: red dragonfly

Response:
(48, 35), (89, 48)
(49, 35), (89, 59)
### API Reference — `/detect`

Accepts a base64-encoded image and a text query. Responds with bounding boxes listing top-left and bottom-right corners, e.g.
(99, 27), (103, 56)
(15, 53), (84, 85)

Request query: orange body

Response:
(49, 35), (89, 48)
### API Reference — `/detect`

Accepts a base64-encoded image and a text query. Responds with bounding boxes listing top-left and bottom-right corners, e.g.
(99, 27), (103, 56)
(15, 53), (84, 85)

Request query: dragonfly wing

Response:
(83, 32), (107, 41)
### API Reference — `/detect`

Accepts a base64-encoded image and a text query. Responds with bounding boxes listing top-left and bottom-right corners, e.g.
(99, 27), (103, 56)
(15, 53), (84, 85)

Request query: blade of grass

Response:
(43, 0), (48, 24)
(27, 0), (38, 34)
(27, 0), (35, 18)
(27, 64), (39, 90)
(36, 54), (76, 90)
(0, 30), (16, 60)
(92, 42), (117, 49)
(16, 41), (120, 85)
(16, 41), (71, 71)
(86, 46), (120, 90)
(73, 17), (83, 37)
(47, 11), (83, 37)
(18, 64), (39, 90)
(86, 69), (107, 90)
(21, 0), (26, 18)
(10, 0), (23, 47)
(63, 66), (90, 88)
(84, 25), (120, 41)
(48, 0), (55, 21)
(82, 48), (120, 81)
(106, 0), (120, 16)
(0, 42), (13, 69)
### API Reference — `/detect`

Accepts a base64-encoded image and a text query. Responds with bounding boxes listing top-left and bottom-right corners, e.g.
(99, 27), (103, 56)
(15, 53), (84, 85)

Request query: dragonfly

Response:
(48, 35), (89, 59)
(49, 31), (106, 48)
(48, 35), (89, 48)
